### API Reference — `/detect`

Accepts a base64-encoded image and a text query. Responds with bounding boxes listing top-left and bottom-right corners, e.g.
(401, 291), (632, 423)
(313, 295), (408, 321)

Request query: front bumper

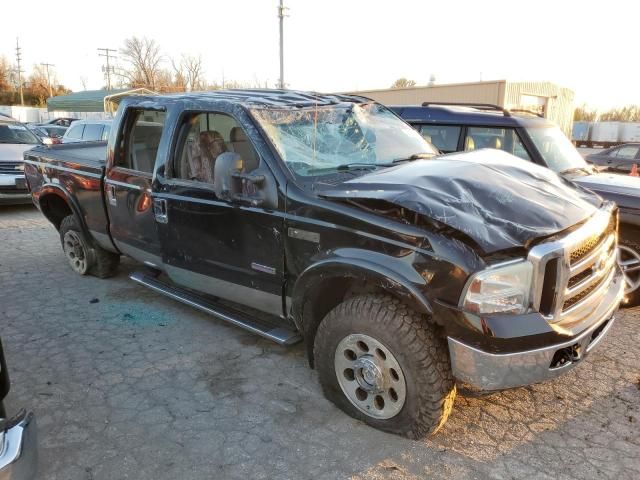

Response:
(448, 267), (624, 391)
(0, 411), (37, 480)
(0, 175), (30, 205)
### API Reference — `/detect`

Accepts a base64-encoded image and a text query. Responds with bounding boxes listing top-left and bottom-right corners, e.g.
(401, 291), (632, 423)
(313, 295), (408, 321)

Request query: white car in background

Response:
(0, 118), (41, 205)
(61, 119), (112, 144)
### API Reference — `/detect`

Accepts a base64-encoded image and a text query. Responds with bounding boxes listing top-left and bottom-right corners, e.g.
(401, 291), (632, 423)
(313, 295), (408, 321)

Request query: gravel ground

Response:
(1, 205), (639, 480)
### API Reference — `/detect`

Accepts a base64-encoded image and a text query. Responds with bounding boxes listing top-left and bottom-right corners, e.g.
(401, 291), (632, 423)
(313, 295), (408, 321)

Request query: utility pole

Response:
(98, 48), (117, 90)
(277, 0), (288, 89)
(15, 38), (24, 106)
(40, 62), (55, 98)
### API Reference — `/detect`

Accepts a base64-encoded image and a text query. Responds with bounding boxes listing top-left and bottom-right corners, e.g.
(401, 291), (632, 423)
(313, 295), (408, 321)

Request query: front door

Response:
(155, 110), (285, 317)
(105, 107), (167, 267)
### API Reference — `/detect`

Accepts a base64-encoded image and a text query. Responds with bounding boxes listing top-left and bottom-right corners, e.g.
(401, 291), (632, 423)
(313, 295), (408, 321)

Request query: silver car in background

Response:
(0, 119), (41, 205)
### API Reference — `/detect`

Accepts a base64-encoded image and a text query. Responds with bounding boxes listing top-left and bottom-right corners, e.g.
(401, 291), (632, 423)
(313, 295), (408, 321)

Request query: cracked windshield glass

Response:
(252, 103), (436, 176)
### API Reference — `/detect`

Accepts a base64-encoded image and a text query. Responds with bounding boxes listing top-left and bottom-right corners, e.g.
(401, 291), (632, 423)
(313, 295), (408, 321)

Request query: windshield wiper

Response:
(306, 163), (380, 174)
(390, 152), (434, 164)
(561, 166), (593, 175)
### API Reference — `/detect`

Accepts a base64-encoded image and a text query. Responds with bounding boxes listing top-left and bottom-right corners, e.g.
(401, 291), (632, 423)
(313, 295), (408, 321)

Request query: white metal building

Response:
(349, 80), (575, 135)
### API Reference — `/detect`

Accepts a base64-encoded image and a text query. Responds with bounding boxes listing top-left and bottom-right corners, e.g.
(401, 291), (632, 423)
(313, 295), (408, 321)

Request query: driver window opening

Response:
(174, 112), (259, 185)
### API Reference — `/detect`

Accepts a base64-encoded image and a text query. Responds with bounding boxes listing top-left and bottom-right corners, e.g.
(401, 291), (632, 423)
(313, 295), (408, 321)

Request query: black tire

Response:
(619, 235), (640, 307)
(314, 294), (456, 438)
(59, 215), (119, 278)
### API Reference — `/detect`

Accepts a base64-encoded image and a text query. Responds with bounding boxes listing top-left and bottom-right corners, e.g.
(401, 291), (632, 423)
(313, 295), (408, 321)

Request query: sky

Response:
(1, 0), (638, 110)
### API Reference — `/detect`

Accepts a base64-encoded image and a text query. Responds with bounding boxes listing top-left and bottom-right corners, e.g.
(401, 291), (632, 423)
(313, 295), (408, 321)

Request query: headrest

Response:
(230, 126), (248, 142)
(465, 136), (475, 151)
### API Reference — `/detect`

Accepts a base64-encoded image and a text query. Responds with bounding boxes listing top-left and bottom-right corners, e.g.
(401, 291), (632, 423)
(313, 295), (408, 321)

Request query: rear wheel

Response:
(314, 294), (456, 438)
(59, 215), (119, 278)
(618, 237), (640, 307)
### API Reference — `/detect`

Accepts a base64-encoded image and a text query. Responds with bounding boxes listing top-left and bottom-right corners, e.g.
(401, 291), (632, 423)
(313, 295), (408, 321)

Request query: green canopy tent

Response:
(47, 88), (156, 113)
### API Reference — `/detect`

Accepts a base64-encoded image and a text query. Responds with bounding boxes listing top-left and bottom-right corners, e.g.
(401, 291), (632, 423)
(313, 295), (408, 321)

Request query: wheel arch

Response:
(38, 185), (89, 237)
(291, 257), (434, 368)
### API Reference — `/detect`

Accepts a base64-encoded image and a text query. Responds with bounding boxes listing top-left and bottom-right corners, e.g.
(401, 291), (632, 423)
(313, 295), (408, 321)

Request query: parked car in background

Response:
(586, 143), (640, 173)
(25, 90), (624, 437)
(41, 117), (78, 127)
(0, 337), (37, 479)
(393, 102), (640, 305)
(61, 119), (111, 144)
(29, 125), (67, 145)
(0, 118), (41, 204)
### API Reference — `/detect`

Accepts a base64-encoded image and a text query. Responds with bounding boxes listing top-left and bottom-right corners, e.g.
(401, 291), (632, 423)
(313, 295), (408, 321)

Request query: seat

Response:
(489, 137), (503, 149)
(229, 126), (259, 172)
(465, 136), (476, 151)
(198, 130), (228, 182)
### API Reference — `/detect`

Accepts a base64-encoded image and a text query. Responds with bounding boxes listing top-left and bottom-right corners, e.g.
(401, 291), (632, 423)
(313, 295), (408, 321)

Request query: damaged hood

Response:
(319, 149), (601, 253)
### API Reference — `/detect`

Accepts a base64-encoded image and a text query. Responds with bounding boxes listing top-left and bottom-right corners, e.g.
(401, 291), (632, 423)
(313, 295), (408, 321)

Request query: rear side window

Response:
(83, 123), (104, 141)
(66, 124), (84, 139)
(612, 145), (639, 159)
(419, 125), (461, 153)
(464, 127), (531, 161)
(115, 110), (166, 174)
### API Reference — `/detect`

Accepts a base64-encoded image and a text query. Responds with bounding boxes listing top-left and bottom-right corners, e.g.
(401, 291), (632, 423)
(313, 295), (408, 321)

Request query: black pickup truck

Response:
(24, 90), (624, 437)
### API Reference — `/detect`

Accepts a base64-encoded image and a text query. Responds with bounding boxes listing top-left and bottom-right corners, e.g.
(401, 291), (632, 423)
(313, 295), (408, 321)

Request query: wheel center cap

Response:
(353, 357), (384, 392)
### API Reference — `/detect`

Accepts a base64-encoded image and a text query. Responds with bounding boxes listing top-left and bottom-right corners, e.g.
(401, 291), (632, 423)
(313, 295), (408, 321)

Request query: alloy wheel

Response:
(334, 333), (406, 419)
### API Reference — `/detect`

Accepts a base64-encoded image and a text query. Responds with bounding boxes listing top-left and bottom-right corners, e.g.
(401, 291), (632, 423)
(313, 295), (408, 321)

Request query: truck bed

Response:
(23, 141), (113, 251)
(26, 141), (107, 170)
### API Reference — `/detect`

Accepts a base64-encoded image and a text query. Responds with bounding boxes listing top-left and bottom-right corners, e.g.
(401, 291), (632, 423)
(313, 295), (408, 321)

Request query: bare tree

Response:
(391, 78), (416, 88)
(80, 76), (88, 91)
(599, 105), (640, 122)
(0, 56), (11, 92)
(171, 54), (204, 92)
(119, 36), (163, 89)
(574, 104), (597, 122)
(28, 64), (52, 106)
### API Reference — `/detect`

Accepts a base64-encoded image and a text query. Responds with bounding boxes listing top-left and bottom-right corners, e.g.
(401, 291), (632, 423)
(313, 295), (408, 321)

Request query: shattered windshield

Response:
(527, 126), (587, 174)
(251, 103), (436, 176)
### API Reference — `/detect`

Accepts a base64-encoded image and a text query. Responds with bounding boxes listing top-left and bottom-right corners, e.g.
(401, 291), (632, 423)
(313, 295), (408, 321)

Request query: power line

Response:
(277, 0), (289, 90)
(98, 48), (117, 90)
(40, 62), (55, 98)
(15, 38), (24, 106)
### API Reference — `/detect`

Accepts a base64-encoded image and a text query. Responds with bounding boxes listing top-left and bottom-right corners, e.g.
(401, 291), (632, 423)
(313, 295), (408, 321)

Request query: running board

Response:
(129, 271), (302, 346)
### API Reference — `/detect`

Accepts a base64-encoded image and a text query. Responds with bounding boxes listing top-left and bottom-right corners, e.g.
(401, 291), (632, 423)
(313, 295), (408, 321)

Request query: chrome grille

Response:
(529, 204), (619, 330)
(0, 161), (23, 174)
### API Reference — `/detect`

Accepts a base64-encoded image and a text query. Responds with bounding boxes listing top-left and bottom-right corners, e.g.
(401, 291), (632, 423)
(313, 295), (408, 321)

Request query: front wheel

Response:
(314, 294), (456, 438)
(618, 237), (640, 307)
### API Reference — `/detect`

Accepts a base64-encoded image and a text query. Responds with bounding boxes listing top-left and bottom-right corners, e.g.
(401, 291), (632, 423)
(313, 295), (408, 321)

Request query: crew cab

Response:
(393, 102), (640, 305)
(24, 90), (624, 437)
(0, 338), (37, 479)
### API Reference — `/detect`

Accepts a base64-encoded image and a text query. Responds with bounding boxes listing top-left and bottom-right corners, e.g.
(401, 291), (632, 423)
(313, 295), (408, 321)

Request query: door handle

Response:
(107, 185), (117, 206)
(153, 198), (168, 224)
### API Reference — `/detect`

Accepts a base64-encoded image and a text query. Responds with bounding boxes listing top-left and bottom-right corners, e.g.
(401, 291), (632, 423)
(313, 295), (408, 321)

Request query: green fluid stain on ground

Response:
(101, 301), (174, 328)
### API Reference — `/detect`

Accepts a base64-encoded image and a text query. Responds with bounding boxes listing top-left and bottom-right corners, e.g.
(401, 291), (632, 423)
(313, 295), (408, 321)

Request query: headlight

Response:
(461, 260), (533, 315)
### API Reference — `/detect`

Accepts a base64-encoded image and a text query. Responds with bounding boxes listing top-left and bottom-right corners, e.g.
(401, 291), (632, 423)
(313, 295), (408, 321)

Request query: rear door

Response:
(105, 107), (167, 267)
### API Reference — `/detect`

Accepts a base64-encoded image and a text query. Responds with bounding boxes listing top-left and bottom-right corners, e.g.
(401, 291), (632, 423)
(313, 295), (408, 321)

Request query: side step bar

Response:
(130, 271), (302, 346)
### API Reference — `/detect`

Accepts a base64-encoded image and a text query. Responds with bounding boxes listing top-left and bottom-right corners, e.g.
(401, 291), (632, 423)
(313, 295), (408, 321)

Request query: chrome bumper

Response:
(0, 411), (37, 480)
(448, 269), (624, 391)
